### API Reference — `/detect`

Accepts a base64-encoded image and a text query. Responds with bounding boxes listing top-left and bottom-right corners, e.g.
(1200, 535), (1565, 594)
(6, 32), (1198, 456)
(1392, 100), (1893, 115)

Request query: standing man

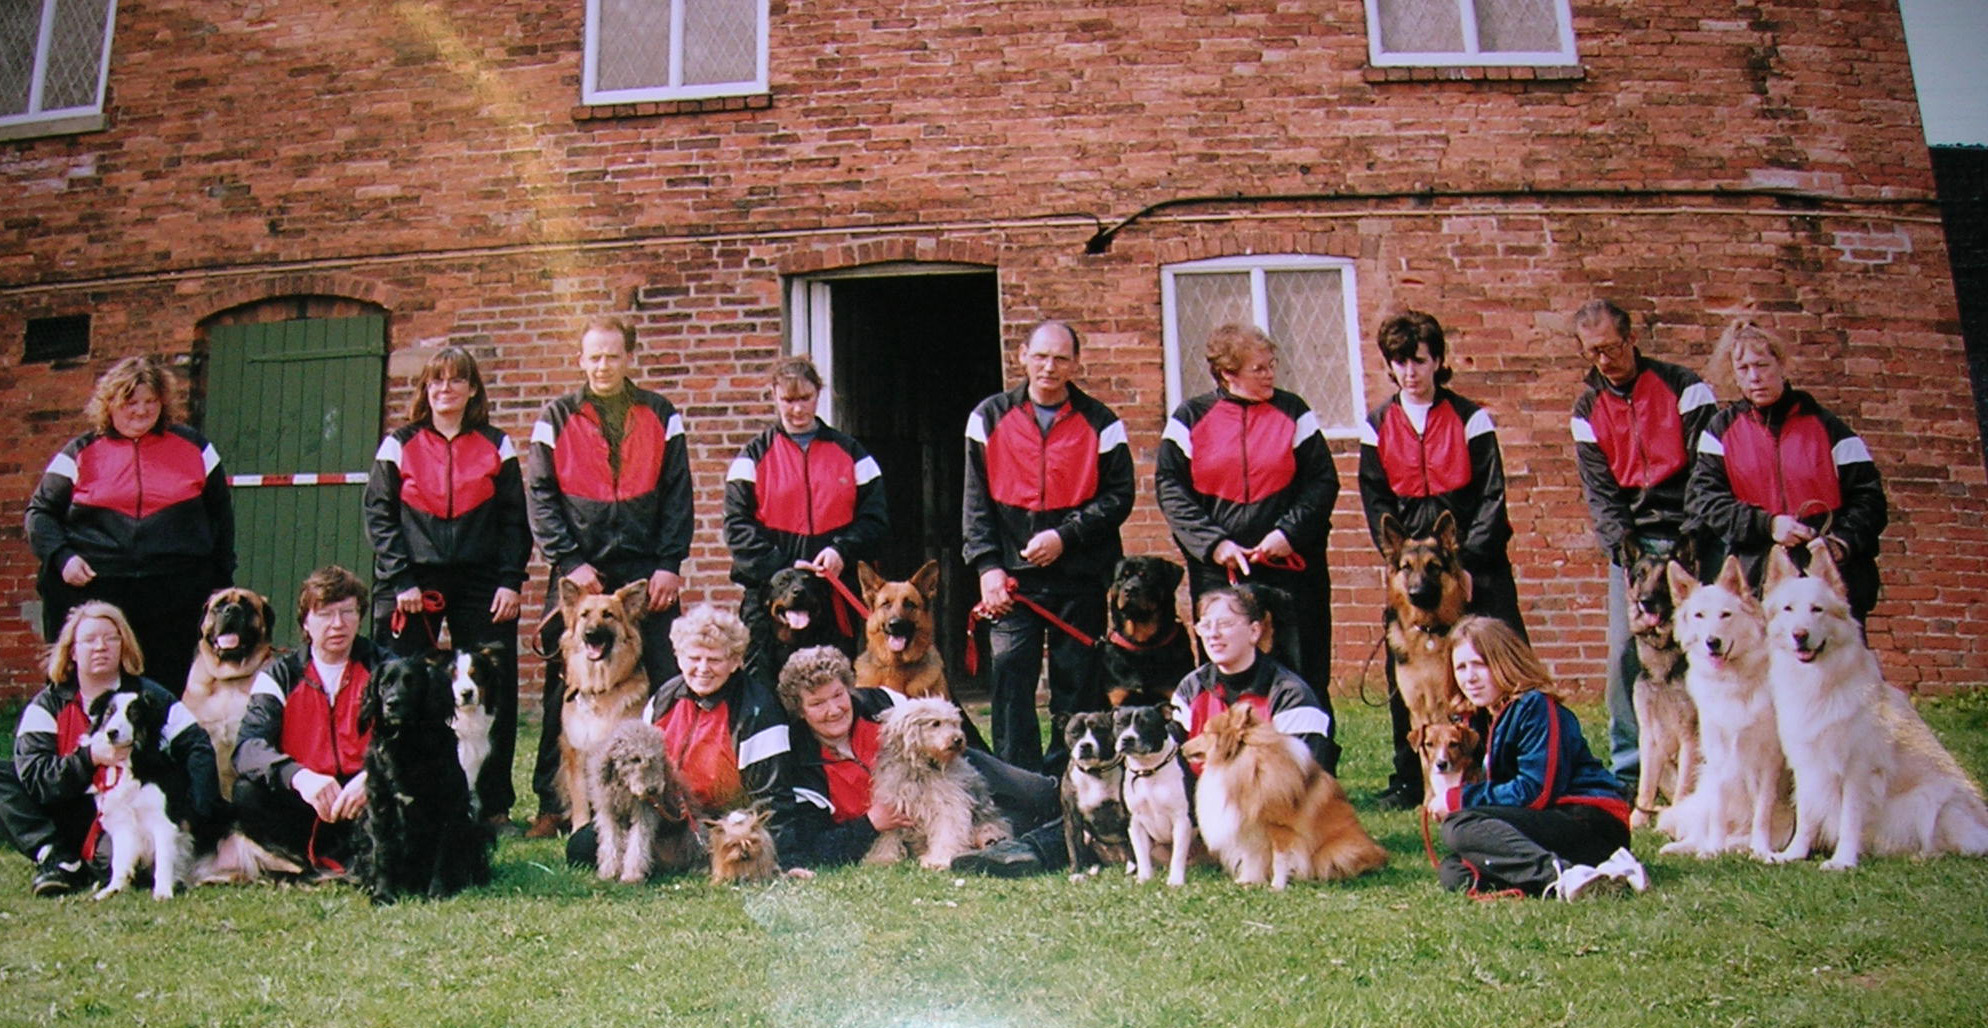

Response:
(963, 320), (1134, 775)
(1568, 300), (1715, 794)
(523, 315), (694, 837)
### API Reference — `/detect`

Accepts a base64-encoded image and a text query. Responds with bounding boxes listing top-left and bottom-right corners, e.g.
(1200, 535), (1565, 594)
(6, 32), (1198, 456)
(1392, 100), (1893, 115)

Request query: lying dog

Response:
(1380, 511), (1470, 740)
(589, 719), (703, 883)
(854, 561), (949, 700)
(1098, 557), (1195, 708)
(864, 698), (1011, 870)
(1182, 703), (1387, 888)
(707, 807), (779, 884)
(85, 688), (195, 900)
(183, 587), (276, 798)
(360, 655), (492, 904)
(1623, 539), (1698, 827)
(1114, 705), (1198, 887)
(448, 645), (503, 818)
(1060, 710), (1133, 874)
(1763, 543), (1988, 869)
(1407, 718), (1483, 804)
(560, 579), (655, 832)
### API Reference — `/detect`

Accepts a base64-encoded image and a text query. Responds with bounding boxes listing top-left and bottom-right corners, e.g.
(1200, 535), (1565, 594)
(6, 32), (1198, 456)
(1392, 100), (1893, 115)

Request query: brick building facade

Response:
(2, 0), (1982, 699)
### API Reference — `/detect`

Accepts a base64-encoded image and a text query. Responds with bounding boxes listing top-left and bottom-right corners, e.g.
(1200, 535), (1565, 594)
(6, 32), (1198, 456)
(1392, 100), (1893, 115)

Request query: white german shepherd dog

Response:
(1761, 542), (1988, 869)
(1658, 556), (1789, 859)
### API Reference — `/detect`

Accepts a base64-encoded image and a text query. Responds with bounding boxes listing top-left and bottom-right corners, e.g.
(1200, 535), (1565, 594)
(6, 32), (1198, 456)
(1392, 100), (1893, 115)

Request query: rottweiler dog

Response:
(1098, 557), (1196, 708)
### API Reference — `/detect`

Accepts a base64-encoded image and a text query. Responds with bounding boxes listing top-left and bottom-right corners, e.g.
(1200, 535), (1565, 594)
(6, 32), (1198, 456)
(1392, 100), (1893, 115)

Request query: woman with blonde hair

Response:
(26, 356), (235, 695)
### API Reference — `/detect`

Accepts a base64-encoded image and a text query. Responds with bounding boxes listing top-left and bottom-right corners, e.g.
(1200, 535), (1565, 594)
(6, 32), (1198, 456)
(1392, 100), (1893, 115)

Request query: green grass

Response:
(4, 693), (1988, 1027)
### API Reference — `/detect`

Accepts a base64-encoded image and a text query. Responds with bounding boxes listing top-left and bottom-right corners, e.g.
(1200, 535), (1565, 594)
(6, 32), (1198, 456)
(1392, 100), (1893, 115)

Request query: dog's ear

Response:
(1713, 553), (1748, 597)
(1166, 717), (1188, 744)
(613, 579), (650, 621)
(1158, 558), (1183, 593)
(1432, 509), (1459, 554)
(1806, 537), (1847, 598)
(1665, 560), (1698, 605)
(1379, 513), (1406, 561)
(1620, 536), (1644, 567)
(1406, 723), (1426, 749)
(558, 577), (588, 614)
(910, 559), (942, 600)
(1673, 534), (1697, 575)
(1763, 544), (1802, 597)
(358, 668), (383, 735)
(856, 562), (884, 605)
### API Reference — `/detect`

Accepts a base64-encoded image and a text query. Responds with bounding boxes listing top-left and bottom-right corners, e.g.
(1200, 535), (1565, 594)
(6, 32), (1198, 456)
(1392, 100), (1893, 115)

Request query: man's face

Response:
(1577, 322), (1638, 387)
(579, 328), (631, 395)
(1021, 325), (1077, 404)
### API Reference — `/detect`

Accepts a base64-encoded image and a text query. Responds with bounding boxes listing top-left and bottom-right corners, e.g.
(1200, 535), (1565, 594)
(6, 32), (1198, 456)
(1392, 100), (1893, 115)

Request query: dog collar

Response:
(1108, 622), (1182, 653)
(1125, 740), (1180, 779)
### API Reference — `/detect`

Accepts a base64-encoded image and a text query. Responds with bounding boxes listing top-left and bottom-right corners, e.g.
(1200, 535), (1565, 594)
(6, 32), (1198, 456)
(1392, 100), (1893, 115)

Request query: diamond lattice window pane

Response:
(1265, 270), (1353, 428)
(0, 2), (42, 116)
(683, 0), (757, 85)
(42, 0), (108, 110)
(1475, 0), (1560, 52)
(1376, 0), (1463, 53)
(597, 0), (673, 92)
(1174, 273), (1254, 401)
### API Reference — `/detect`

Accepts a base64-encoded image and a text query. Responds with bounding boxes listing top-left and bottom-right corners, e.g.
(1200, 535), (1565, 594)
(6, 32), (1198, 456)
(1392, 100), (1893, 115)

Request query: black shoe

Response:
(31, 853), (90, 898)
(951, 839), (1044, 878)
(1372, 784), (1421, 811)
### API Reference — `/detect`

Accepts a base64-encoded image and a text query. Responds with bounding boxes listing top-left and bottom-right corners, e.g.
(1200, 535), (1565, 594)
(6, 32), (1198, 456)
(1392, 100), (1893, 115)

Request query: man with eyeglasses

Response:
(1568, 300), (1716, 796)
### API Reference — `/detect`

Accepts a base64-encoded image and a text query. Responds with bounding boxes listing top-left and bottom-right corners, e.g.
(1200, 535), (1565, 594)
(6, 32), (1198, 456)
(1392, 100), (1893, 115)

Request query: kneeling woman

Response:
(1171, 586), (1337, 773)
(1429, 616), (1643, 899)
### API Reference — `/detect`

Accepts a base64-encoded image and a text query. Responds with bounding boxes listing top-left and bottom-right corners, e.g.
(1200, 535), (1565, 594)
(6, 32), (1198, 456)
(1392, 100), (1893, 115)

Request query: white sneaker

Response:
(1545, 861), (1627, 901)
(1595, 847), (1649, 893)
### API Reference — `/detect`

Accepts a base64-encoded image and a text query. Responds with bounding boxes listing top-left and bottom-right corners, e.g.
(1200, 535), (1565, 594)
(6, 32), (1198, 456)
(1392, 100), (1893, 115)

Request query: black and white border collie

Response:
(86, 688), (197, 900)
(448, 646), (503, 818)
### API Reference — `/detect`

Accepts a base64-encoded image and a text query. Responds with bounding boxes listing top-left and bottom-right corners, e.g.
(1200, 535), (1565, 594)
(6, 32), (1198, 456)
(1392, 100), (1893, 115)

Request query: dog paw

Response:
(1166, 874), (1186, 887)
(1630, 809), (1652, 829)
(1067, 872), (1089, 884)
(919, 855), (952, 871)
(618, 870), (646, 885)
(1820, 857), (1858, 872)
(91, 886), (119, 901)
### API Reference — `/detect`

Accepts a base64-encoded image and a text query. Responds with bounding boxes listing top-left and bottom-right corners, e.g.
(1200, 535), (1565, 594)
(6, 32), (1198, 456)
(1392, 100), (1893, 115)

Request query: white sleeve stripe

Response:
(641, 696), (659, 723)
(881, 688), (907, 706)
(201, 444), (223, 476)
(1161, 418), (1193, 457)
(1272, 706), (1333, 740)
(44, 452), (77, 481)
(726, 457), (757, 483)
(963, 412), (988, 445)
(1463, 409), (1495, 440)
(374, 436), (403, 465)
(1171, 692), (1193, 729)
(497, 435), (518, 461)
(1696, 430), (1724, 457)
(1097, 420), (1128, 454)
(1678, 382), (1717, 414)
(1833, 437), (1874, 466)
(163, 703), (200, 743)
(16, 705), (57, 737)
(1569, 417), (1597, 444)
(1358, 421), (1380, 447)
(531, 420), (557, 448)
(1293, 410), (1323, 445)
(250, 672), (285, 701)
(665, 413), (686, 439)
(737, 724), (791, 767)
(793, 787), (830, 810)
(853, 455), (882, 485)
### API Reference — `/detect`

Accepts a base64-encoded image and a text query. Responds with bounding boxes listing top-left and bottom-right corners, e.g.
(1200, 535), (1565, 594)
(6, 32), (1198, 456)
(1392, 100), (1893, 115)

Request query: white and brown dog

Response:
(864, 698), (1011, 870)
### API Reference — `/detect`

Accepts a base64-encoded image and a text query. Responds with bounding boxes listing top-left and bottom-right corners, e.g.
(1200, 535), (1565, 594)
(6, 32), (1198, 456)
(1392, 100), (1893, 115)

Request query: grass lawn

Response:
(4, 689), (1987, 1028)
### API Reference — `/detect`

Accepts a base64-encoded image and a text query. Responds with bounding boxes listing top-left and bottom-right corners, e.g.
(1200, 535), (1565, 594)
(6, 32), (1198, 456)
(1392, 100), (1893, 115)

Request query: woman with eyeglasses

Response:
(1170, 586), (1337, 774)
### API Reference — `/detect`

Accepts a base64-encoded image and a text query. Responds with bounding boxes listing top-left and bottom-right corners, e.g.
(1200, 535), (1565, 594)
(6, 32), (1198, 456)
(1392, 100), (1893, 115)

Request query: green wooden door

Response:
(205, 316), (385, 645)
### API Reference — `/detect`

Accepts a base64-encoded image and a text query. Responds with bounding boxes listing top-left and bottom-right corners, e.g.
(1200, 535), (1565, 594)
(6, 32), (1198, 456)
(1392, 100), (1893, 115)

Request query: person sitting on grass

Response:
(1427, 615), (1646, 900)
(1171, 586), (1337, 773)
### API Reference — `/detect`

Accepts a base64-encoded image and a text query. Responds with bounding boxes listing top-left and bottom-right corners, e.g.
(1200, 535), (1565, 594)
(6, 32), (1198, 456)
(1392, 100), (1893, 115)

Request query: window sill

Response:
(572, 93), (773, 122)
(1362, 65), (1585, 84)
(0, 112), (107, 142)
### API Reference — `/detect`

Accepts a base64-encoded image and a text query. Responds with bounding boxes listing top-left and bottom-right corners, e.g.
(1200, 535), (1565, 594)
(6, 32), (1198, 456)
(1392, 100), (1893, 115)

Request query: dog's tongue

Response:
(585, 641), (608, 662)
(215, 633), (241, 650)
(888, 635), (909, 653)
(783, 610), (811, 630)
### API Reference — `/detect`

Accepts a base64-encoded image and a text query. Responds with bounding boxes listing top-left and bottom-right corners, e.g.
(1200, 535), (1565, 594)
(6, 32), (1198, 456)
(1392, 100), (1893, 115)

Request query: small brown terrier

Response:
(706, 807), (779, 885)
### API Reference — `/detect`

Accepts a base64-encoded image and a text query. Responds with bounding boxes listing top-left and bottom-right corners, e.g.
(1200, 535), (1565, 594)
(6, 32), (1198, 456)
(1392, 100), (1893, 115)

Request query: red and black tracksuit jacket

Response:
(235, 639), (381, 792)
(1170, 657), (1337, 772)
(723, 421), (888, 587)
(9, 674), (220, 837)
(1449, 689), (1629, 826)
(526, 384), (693, 578)
(1570, 357), (1717, 563)
(961, 383), (1134, 589)
(25, 425), (235, 584)
(1357, 389), (1514, 574)
(1685, 388), (1887, 613)
(641, 670), (794, 826)
(782, 686), (901, 868)
(363, 423), (531, 595)
(1154, 387), (1338, 568)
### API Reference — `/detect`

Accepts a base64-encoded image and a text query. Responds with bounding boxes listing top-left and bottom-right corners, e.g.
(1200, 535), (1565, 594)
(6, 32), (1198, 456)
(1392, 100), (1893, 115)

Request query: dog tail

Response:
(192, 831), (305, 884)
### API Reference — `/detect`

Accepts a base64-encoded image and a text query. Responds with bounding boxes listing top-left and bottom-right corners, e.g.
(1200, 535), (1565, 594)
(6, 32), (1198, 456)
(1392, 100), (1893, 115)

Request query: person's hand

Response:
(564, 564), (603, 593)
(489, 587), (522, 623)
(86, 732), (128, 768)
(1212, 540), (1252, 577)
(1425, 790), (1453, 819)
(329, 771), (369, 822)
(61, 555), (95, 588)
(868, 803), (915, 832)
(1246, 530), (1293, 562)
(807, 547), (845, 580)
(647, 570), (682, 613)
(292, 769), (341, 821)
(1020, 530), (1065, 568)
(976, 568), (1014, 618)
(396, 586), (425, 614)
(1770, 514), (1817, 547)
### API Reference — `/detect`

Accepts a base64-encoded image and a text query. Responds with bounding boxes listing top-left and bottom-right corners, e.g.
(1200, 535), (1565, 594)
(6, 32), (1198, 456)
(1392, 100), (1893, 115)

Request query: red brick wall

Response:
(2, 0), (1980, 697)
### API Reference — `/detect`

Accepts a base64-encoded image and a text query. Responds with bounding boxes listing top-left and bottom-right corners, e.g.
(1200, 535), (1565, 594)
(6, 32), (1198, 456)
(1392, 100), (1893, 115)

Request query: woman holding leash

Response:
(1428, 616), (1643, 900)
(362, 346), (530, 827)
(0, 602), (221, 897)
(1154, 324), (1340, 766)
(1357, 310), (1528, 810)
(723, 355), (889, 683)
(1685, 318), (1888, 620)
(1171, 586), (1339, 774)
(26, 356), (235, 698)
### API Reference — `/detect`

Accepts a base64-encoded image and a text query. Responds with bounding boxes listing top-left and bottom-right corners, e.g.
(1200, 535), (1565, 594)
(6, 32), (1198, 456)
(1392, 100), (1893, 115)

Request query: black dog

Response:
(359, 654), (493, 904)
(1060, 711), (1134, 873)
(1098, 557), (1196, 708)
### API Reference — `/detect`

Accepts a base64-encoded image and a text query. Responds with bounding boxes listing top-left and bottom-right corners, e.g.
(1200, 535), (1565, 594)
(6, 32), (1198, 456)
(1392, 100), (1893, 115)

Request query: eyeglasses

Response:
(1195, 617), (1245, 635)
(1581, 339), (1632, 362)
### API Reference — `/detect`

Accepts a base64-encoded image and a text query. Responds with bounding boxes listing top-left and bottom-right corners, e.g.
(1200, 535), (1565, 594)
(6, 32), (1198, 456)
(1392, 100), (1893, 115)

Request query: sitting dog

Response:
(706, 807), (779, 885)
(589, 719), (703, 883)
(1098, 557), (1195, 708)
(85, 688), (195, 900)
(1182, 703), (1387, 888)
(559, 579), (654, 832)
(183, 587), (276, 798)
(1407, 719), (1484, 804)
(359, 655), (492, 904)
(1380, 511), (1470, 739)
(1060, 710), (1133, 874)
(1114, 705), (1199, 887)
(1762, 543), (1988, 869)
(1623, 539), (1699, 827)
(854, 561), (949, 700)
(448, 645), (503, 818)
(766, 567), (846, 663)
(864, 698), (1011, 869)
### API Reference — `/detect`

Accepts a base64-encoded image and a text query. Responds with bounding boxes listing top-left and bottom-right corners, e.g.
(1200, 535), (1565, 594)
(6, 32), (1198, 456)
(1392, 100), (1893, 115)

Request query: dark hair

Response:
(405, 346), (489, 428)
(767, 355), (824, 394)
(1376, 310), (1454, 387)
(1572, 299), (1633, 339)
(581, 316), (637, 353)
(1027, 320), (1082, 360)
(1195, 586), (1268, 624)
(296, 565), (366, 629)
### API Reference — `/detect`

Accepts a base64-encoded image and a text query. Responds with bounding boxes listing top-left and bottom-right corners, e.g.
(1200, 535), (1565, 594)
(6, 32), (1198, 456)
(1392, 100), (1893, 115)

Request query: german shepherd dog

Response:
(559, 579), (654, 832)
(183, 587), (277, 799)
(1380, 510), (1471, 781)
(1623, 538), (1699, 827)
(1098, 557), (1195, 708)
(854, 560), (949, 700)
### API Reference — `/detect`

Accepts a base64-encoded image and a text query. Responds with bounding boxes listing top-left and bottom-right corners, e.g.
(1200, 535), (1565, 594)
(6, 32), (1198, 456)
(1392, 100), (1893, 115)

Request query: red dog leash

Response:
(964, 576), (1098, 675)
(815, 569), (872, 639)
(81, 763), (124, 862)
(389, 590), (448, 646)
(1224, 551), (1308, 585)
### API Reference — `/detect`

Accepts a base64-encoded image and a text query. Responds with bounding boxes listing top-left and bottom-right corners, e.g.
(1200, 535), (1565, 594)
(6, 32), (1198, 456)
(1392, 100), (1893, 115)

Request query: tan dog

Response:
(854, 560), (949, 699)
(183, 587), (276, 797)
(864, 698), (1011, 869)
(1408, 719), (1483, 803)
(706, 807), (779, 884)
(1181, 704), (1388, 888)
(559, 579), (653, 832)
(1381, 511), (1470, 739)
(1623, 541), (1699, 827)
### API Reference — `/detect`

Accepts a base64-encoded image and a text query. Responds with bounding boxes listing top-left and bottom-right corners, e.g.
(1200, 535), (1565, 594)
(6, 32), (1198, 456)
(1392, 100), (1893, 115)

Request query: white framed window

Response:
(0, 0), (117, 140)
(1161, 255), (1366, 439)
(1365, 0), (1577, 67)
(583, 0), (769, 105)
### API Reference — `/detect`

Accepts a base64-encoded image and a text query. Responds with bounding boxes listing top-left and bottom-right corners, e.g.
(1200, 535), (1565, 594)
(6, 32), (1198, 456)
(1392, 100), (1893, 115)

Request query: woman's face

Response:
(110, 384), (162, 439)
(1388, 343), (1442, 405)
(680, 642), (741, 697)
(426, 371), (474, 422)
(1452, 638), (1502, 709)
(302, 597), (360, 664)
(798, 679), (854, 746)
(1195, 597), (1263, 672)
(1218, 346), (1277, 402)
(1732, 342), (1787, 408)
(773, 382), (820, 435)
(72, 616), (122, 681)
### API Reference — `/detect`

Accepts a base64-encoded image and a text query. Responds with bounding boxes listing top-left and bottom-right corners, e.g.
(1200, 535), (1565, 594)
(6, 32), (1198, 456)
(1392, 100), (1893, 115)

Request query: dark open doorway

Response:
(816, 270), (1003, 690)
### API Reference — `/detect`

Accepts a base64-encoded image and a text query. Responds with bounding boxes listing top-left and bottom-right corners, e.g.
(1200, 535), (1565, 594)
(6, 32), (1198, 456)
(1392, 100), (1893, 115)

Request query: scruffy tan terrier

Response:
(706, 807), (779, 885)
